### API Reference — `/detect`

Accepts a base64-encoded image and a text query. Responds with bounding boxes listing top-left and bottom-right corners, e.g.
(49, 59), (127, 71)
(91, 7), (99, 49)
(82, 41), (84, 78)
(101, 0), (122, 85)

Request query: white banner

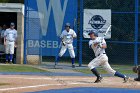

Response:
(83, 9), (111, 39)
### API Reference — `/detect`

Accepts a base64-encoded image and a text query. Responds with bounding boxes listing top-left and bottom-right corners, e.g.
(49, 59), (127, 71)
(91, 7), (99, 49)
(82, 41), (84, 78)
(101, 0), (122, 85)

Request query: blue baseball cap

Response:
(65, 23), (70, 27)
(10, 22), (15, 26)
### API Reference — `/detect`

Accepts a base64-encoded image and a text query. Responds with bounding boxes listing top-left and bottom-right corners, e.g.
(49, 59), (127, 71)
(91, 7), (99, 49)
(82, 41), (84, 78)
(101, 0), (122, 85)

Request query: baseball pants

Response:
(88, 54), (116, 75)
(5, 41), (15, 54)
(59, 43), (75, 58)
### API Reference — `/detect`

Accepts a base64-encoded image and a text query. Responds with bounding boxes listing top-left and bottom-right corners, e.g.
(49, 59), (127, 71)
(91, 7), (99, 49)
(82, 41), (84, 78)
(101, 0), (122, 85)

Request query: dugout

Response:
(0, 3), (24, 64)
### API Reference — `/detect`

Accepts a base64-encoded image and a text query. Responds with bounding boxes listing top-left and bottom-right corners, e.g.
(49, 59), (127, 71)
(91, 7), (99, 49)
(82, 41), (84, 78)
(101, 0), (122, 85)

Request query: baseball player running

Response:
(55, 23), (77, 68)
(4, 23), (17, 64)
(88, 31), (129, 83)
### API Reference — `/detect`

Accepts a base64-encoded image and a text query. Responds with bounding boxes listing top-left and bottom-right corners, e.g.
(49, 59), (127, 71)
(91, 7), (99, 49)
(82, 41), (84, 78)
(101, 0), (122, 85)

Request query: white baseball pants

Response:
(88, 54), (116, 75)
(5, 41), (15, 54)
(59, 44), (75, 58)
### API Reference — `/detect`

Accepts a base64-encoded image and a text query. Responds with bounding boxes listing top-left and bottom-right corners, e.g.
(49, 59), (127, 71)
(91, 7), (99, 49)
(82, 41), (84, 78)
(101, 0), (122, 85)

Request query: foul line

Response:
(0, 77), (93, 80)
(0, 82), (88, 91)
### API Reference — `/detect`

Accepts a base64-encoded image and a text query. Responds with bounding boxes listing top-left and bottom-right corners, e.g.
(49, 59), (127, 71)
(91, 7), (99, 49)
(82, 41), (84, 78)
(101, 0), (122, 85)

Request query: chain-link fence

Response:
(24, 0), (139, 66)
(24, 0), (78, 64)
(80, 0), (139, 66)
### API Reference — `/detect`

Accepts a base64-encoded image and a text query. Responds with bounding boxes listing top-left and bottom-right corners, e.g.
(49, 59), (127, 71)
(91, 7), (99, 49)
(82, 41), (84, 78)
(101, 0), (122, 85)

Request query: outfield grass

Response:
(0, 83), (10, 86)
(74, 65), (134, 74)
(0, 65), (47, 72)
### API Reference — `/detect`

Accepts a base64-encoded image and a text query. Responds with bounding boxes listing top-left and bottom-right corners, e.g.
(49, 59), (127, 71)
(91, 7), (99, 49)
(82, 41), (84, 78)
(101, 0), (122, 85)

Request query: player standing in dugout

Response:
(4, 23), (17, 64)
(88, 31), (129, 83)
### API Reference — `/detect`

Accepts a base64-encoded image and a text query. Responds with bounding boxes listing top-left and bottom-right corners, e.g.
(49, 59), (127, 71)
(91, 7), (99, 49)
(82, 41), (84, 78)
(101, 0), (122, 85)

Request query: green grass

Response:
(74, 65), (134, 74)
(0, 83), (10, 86)
(0, 65), (47, 72)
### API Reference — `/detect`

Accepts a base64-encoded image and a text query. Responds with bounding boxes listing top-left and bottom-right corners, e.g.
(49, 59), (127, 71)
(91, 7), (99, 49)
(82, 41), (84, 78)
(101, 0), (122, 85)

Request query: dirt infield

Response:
(0, 75), (139, 93)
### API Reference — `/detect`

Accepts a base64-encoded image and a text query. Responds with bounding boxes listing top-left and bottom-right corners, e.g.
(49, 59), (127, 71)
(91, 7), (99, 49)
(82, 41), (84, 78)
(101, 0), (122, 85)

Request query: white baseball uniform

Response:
(59, 29), (77, 58)
(88, 37), (116, 75)
(4, 28), (17, 54)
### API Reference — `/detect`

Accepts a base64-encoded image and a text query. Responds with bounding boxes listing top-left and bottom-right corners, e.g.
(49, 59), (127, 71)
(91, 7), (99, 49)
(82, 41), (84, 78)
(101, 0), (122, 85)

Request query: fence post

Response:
(79, 0), (83, 66)
(23, 0), (27, 64)
(134, 0), (139, 65)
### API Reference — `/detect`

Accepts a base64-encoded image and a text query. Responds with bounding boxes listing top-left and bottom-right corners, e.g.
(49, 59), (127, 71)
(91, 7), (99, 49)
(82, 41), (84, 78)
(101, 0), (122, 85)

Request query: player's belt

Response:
(97, 53), (106, 57)
(65, 42), (72, 44)
(6, 40), (14, 42)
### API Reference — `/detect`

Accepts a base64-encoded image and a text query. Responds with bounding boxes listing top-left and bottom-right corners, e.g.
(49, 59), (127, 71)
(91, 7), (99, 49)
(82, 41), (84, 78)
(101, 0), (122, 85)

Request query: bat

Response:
(98, 25), (112, 48)
(104, 25), (112, 37)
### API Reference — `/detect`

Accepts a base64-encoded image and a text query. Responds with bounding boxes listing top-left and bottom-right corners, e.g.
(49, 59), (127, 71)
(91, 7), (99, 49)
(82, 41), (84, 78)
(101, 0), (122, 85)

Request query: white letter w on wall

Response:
(37, 0), (68, 36)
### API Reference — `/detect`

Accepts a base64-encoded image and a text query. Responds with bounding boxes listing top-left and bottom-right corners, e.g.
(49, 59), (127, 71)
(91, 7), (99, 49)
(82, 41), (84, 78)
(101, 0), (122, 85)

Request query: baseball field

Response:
(0, 63), (139, 93)
(0, 0), (139, 93)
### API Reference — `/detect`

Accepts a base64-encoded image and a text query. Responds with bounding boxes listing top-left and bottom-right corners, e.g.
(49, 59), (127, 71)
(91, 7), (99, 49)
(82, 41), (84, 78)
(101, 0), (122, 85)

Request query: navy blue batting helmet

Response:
(88, 31), (98, 37)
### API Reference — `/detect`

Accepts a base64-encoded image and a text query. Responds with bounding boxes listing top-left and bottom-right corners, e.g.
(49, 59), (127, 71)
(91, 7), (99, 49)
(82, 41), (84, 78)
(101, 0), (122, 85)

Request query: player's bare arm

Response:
(15, 40), (17, 48)
(4, 37), (6, 46)
(72, 35), (77, 38)
(93, 43), (98, 47)
(100, 43), (107, 49)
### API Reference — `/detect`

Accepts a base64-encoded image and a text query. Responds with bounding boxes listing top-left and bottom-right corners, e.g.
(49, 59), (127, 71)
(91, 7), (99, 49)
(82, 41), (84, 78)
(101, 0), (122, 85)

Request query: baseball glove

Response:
(133, 66), (138, 73)
(62, 41), (66, 46)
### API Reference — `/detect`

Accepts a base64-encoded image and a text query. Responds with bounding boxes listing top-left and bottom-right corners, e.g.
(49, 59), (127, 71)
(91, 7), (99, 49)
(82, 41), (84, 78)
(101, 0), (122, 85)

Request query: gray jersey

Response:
(60, 29), (77, 44)
(89, 37), (106, 57)
(4, 28), (17, 42)
(1, 30), (6, 38)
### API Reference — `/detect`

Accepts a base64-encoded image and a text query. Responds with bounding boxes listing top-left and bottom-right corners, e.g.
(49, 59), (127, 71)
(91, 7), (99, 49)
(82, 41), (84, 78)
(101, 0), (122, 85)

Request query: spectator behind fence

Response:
(1, 25), (7, 44)
(0, 26), (2, 44)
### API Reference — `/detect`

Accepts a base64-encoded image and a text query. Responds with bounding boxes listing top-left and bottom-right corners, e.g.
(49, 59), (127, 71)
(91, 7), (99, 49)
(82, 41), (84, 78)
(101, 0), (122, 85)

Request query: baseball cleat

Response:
(5, 61), (9, 64)
(94, 77), (103, 83)
(123, 76), (129, 83)
(54, 62), (58, 68)
(134, 78), (140, 81)
(72, 64), (75, 68)
(54, 64), (57, 68)
(9, 61), (13, 64)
